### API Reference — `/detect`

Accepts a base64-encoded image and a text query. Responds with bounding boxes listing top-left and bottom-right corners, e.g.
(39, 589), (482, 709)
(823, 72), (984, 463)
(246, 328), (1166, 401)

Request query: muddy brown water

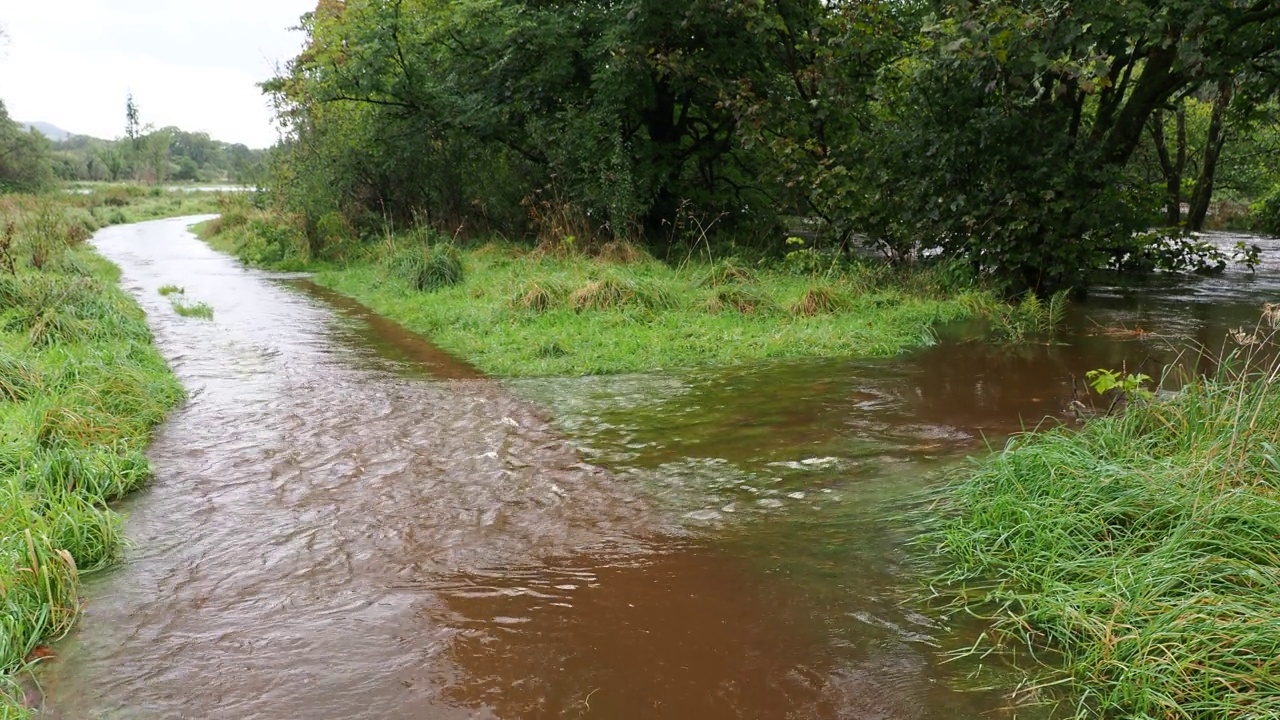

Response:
(36, 220), (1280, 718)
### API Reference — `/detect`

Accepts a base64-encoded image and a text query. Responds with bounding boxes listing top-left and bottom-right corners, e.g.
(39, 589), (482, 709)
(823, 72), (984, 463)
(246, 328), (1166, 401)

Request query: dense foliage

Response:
(0, 101), (55, 193)
(263, 0), (1280, 291)
(48, 127), (267, 186)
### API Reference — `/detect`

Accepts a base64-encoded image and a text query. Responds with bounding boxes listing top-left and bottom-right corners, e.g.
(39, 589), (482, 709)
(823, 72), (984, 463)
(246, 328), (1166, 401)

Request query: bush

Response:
(1250, 186), (1280, 235)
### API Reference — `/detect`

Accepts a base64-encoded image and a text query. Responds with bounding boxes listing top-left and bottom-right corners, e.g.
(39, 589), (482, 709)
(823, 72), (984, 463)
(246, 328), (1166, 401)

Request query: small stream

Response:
(37, 220), (1279, 718)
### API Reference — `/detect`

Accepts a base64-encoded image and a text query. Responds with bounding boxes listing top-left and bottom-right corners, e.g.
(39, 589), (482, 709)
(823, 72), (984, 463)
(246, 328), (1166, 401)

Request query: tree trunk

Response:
(1188, 81), (1233, 231)
(1096, 45), (1186, 168)
(1149, 106), (1187, 226)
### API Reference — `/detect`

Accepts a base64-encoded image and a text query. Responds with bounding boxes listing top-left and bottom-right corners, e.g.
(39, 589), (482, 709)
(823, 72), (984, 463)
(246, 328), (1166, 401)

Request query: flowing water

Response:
(36, 221), (1280, 719)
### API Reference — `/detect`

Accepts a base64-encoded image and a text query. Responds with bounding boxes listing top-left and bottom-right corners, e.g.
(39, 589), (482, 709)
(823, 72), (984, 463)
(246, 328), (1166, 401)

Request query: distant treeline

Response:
(0, 98), (266, 191)
(49, 130), (266, 186)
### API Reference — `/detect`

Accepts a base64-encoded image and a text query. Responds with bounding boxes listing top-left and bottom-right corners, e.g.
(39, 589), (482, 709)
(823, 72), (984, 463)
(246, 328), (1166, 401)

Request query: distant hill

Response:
(20, 121), (75, 142)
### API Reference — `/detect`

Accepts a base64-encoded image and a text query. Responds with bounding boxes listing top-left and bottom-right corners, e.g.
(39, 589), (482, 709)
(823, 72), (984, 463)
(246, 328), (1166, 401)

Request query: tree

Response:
(0, 99), (55, 193)
(846, 0), (1280, 289)
(264, 0), (861, 247)
(258, 0), (1280, 287)
(125, 92), (142, 177)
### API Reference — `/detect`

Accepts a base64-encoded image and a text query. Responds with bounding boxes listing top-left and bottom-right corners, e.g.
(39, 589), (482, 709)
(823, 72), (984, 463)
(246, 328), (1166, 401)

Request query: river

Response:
(36, 219), (1280, 718)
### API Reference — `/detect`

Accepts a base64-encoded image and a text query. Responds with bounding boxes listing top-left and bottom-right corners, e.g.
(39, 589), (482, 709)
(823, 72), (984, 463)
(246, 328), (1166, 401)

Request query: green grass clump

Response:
(696, 258), (756, 287)
(917, 356), (1280, 718)
(171, 300), (213, 319)
(0, 354), (41, 402)
(157, 285), (184, 296)
(0, 199), (182, 716)
(509, 279), (571, 312)
(568, 272), (679, 312)
(704, 284), (777, 315)
(789, 284), (853, 317)
(390, 243), (465, 292)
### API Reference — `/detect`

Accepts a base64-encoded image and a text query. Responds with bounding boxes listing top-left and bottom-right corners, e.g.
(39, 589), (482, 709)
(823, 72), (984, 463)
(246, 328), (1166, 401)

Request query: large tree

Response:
(854, 0), (1280, 289)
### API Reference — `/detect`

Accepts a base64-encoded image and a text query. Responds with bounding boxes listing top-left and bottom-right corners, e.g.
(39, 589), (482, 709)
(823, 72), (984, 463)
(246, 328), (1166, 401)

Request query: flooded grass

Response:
(157, 285), (184, 296)
(0, 196), (184, 715)
(65, 186), (222, 227)
(170, 299), (213, 319)
(917, 347), (1280, 717)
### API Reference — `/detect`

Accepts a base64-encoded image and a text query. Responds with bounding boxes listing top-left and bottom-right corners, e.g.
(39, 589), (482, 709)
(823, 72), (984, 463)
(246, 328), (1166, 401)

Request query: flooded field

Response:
(37, 219), (1279, 718)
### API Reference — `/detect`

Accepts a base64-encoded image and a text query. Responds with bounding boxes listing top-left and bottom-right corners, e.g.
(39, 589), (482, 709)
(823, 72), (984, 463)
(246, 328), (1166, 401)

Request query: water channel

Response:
(37, 218), (1280, 718)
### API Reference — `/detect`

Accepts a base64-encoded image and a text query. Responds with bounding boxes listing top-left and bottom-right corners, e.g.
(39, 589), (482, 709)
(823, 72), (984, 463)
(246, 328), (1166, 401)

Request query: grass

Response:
(157, 285), (184, 296)
(66, 185), (222, 227)
(915, 336), (1280, 718)
(197, 210), (1005, 377)
(170, 300), (213, 319)
(0, 193), (188, 716)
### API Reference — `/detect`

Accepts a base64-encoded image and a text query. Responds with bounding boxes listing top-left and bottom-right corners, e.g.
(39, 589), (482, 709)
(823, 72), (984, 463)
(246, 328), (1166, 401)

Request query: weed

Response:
(987, 289), (1070, 342)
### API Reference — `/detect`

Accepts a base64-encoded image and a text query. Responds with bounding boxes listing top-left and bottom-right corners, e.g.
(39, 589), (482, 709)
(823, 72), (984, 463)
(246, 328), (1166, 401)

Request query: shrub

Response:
(1250, 185), (1280, 235)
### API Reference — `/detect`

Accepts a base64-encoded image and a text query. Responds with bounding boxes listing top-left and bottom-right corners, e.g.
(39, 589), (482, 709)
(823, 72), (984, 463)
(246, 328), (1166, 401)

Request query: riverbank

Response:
(0, 194), (191, 714)
(195, 210), (1026, 376)
(918, 339), (1280, 717)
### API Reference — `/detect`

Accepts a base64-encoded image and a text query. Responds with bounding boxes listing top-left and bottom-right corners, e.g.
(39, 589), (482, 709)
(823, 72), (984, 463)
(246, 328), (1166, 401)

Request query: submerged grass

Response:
(171, 300), (213, 319)
(917, 340), (1280, 718)
(0, 194), (184, 716)
(198, 213), (1001, 376)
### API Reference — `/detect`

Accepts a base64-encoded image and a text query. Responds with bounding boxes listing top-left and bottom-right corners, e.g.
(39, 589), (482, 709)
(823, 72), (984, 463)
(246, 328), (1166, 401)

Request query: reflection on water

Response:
(37, 219), (1277, 719)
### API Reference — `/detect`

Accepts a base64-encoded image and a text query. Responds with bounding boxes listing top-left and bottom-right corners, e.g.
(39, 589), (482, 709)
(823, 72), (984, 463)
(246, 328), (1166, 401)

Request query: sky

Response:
(0, 0), (317, 148)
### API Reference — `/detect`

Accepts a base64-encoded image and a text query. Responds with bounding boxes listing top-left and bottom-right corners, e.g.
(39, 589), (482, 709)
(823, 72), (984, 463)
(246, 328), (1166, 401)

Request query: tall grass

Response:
(0, 196), (182, 716)
(916, 329), (1280, 718)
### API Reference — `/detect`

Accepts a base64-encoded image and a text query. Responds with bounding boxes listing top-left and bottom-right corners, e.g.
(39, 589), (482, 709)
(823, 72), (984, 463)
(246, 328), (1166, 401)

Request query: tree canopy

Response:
(264, 0), (1280, 290)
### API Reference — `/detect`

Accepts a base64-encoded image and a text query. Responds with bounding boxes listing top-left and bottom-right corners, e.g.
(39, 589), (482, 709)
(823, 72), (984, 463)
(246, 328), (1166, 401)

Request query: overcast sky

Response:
(0, 1), (316, 148)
